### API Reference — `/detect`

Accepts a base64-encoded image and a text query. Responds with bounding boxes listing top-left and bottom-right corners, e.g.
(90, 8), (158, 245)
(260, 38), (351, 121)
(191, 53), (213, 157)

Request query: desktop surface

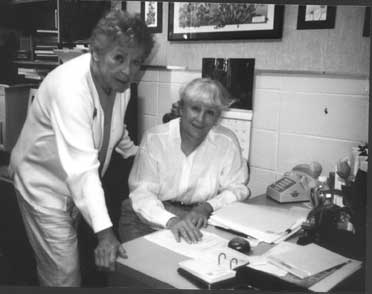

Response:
(108, 195), (363, 291)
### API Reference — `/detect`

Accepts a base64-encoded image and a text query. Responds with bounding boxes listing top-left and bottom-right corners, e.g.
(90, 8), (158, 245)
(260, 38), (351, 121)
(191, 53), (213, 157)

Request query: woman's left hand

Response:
(95, 227), (127, 271)
(185, 202), (213, 229)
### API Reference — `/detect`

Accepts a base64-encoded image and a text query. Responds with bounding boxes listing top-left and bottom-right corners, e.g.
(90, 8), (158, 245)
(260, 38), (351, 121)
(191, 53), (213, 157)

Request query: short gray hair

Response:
(179, 78), (235, 112)
(90, 10), (154, 58)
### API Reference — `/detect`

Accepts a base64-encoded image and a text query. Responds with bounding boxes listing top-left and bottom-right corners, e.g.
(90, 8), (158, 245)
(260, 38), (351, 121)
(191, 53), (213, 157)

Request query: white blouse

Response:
(129, 118), (250, 228)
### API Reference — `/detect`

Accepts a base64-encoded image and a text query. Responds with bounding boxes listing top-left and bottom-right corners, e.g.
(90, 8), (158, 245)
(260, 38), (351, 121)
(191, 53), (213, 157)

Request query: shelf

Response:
(10, 0), (48, 4)
(13, 60), (60, 67)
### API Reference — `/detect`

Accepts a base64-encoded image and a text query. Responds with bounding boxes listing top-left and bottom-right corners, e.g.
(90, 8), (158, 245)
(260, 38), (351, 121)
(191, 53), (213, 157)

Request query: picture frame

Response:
(141, 1), (163, 33)
(297, 5), (336, 30)
(121, 1), (126, 11)
(363, 7), (370, 37)
(168, 3), (284, 41)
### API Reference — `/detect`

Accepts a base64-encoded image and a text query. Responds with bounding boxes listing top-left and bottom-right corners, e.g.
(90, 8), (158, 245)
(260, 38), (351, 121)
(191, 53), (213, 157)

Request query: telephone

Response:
(266, 162), (322, 203)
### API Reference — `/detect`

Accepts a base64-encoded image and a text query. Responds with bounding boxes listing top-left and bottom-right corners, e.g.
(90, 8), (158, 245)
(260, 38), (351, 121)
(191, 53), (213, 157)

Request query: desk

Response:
(108, 196), (363, 291)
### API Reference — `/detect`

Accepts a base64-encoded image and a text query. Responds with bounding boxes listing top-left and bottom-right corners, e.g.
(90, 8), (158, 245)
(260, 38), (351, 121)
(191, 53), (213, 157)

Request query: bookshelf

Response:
(4, 0), (60, 81)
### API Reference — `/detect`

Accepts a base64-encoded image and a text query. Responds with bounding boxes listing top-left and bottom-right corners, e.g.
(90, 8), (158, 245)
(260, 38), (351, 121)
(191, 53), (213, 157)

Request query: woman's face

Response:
(93, 37), (145, 93)
(180, 100), (220, 142)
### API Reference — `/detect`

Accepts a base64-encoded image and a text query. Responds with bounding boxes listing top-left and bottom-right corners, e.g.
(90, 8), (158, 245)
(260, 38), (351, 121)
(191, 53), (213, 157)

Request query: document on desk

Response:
(144, 229), (231, 259)
(266, 243), (351, 279)
(209, 202), (308, 243)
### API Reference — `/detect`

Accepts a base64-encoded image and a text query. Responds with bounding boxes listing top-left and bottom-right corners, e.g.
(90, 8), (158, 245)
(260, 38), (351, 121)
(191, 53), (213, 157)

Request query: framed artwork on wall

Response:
(121, 1), (126, 11)
(363, 7), (370, 37)
(297, 5), (336, 30)
(141, 1), (163, 33)
(168, 3), (284, 41)
(202, 58), (255, 110)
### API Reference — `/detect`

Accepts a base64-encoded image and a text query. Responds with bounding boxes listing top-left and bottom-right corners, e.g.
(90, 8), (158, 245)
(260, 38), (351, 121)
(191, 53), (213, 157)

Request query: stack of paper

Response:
(266, 243), (350, 279)
(209, 202), (308, 243)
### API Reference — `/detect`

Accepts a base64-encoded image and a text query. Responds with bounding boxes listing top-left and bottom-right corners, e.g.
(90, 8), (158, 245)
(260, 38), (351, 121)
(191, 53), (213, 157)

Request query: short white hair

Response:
(179, 78), (235, 112)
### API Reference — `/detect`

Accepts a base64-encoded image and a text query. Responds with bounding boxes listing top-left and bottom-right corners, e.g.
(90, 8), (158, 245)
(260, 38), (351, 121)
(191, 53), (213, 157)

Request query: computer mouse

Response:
(228, 237), (251, 254)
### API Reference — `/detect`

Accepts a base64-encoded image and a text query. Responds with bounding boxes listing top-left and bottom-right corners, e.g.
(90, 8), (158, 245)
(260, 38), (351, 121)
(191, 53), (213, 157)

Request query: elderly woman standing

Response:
(9, 11), (154, 286)
(119, 78), (250, 244)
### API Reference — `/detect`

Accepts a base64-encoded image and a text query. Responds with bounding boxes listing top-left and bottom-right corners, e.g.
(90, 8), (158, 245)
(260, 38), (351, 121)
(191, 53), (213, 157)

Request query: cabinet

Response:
(0, 85), (32, 151)
(7, 0), (58, 34)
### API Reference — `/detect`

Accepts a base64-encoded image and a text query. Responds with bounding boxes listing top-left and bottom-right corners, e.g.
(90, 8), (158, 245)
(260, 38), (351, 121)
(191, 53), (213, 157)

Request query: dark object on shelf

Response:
(0, 1), (57, 34)
(0, 30), (18, 83)
(59, 0), (111, 47)
(202, 58), (255, 110)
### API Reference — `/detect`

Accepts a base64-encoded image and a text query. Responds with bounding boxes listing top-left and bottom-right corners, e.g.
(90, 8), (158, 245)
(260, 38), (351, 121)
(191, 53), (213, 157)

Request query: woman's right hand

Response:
(166, 216), (203, 244)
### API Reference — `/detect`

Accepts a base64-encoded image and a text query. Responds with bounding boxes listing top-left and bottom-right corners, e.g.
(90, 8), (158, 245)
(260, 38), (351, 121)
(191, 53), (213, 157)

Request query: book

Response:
(178, 259), (237, 285)
(266, 243), (350, 279)
(178, 247), (249, 287)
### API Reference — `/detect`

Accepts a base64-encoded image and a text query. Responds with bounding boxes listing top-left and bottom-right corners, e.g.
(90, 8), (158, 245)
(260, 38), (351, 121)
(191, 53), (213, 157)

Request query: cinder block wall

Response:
(136, 71), (369, 197)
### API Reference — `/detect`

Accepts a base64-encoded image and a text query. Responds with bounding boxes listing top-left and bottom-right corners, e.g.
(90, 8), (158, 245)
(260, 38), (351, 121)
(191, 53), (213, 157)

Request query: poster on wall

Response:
(141, 1), (163, 33)
(168, 3), (284, 41)
(296, 5), (336, 30)
(202, 58), (255, 111)
(363, 7), (370, 37)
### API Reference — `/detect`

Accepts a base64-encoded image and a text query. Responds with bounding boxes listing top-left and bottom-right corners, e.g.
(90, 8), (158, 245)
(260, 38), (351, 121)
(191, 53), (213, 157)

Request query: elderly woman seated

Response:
(119, 77), (250, 244)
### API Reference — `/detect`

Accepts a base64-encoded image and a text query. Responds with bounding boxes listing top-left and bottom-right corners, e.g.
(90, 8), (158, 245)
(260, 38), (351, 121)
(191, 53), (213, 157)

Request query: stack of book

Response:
(32, 29), (59, 62)
(17, 67), (50, 81)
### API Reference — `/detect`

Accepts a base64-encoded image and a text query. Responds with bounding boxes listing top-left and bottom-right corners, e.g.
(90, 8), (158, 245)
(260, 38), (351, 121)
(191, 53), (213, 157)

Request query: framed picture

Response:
(202, 58), (255, 110)
(363, 7), (370, 37)
(297, 5), (336, 30)
(168, 3), (284, 41)
(141, 1), (163, 33)
(121, 1), (126, 11)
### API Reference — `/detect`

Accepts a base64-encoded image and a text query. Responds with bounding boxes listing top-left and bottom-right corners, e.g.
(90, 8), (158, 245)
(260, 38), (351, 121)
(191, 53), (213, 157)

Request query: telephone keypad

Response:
(271, 177), (296, 192)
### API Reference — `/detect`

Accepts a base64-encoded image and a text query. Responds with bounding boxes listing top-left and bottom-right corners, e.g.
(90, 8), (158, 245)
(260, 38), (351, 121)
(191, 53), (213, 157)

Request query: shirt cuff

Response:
(91, 212), (113, 233)
(158, 210), (177, 228)
(207, 190), (238, 212)
(115, 144), (138, 159)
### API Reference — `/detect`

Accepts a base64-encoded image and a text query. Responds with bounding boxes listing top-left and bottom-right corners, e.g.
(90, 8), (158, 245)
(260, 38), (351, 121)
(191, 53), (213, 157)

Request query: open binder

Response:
(178, 247), (249, 289)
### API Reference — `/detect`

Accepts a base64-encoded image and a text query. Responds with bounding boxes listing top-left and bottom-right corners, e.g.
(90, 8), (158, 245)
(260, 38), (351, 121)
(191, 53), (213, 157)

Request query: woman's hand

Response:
(166, 202), (213, 244)
(166, 217), (203, 244)
(95, 227), (127, 271)
(187, 202), (213, 229)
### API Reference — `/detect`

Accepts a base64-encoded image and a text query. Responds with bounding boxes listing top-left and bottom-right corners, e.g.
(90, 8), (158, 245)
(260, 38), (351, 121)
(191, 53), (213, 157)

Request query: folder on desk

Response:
(209, 202), (307, 243)
(266, 243), (350, 279)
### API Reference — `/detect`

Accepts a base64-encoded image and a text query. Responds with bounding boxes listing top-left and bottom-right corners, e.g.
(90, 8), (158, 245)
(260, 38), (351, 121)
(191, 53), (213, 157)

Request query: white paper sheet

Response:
(144, 229), (230, 259)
